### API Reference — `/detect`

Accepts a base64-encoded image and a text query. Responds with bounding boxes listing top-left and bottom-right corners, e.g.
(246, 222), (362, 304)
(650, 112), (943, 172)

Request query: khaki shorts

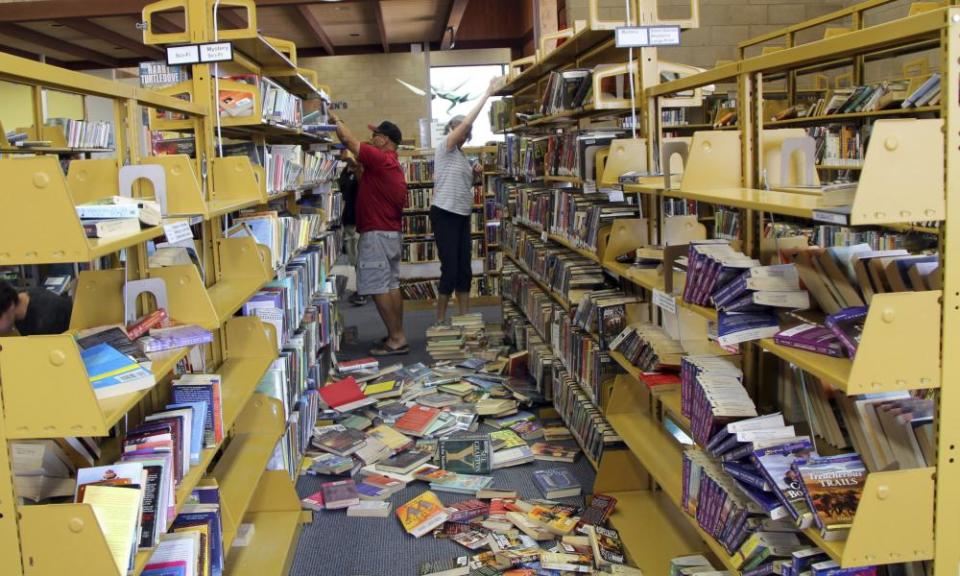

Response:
(357, 231), (401, 295)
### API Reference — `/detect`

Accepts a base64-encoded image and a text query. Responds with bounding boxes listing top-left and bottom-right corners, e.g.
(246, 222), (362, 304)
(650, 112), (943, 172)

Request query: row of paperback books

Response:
(811, 225), (930, 251)
(402, 239), (484, 263)
(302, 188), (344, 225)
(76, 374), (227, 574)
(403, 186), (485, 210)
(514, 228), (606, 303)
(302, 150), (342, 185)
(497, 134), (548, 181)
(555, 312), (615, 408)
(400, 158), (435, 183)
(504, 270), (562, 350)
(539, 68), (593, 115)
(400, 276), (501, 300)
(572, 289), (642, 351)
(502, 268), (621, 462)
(551, 365), (622, 465)
(233, 210), (325, 271)
(675, 349), (934, 570)
(402, 213), (484, 235)
(45, 118), (113, 149)
(484, 197), (503, 221)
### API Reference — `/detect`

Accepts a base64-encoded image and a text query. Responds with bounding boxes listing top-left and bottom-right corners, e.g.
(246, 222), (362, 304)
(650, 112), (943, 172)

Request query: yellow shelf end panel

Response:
(0, 156), (164, 265)
(219, 316), (280, 428)
(213, 393), (286, 550)
(224, 471), (311, 576)
(813, 467), (935, 568)
(19, 503), (124, 576)
(760, 291), (941, 394)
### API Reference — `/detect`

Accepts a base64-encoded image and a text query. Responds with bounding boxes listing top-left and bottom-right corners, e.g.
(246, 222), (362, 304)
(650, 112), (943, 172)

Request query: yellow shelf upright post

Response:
(0, 391), (24, 575)
(936, 8), (960, 576)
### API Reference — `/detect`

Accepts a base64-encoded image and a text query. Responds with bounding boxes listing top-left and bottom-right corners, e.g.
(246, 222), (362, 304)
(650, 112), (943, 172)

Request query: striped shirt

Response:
(432, 136), (474, 216)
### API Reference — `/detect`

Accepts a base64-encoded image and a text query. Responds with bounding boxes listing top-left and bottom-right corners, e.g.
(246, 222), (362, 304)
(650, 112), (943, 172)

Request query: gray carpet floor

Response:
(289, 299), (597, 576)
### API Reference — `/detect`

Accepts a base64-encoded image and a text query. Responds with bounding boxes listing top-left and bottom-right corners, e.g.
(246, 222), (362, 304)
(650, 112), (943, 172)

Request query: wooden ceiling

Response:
(0, 0), (533, 69)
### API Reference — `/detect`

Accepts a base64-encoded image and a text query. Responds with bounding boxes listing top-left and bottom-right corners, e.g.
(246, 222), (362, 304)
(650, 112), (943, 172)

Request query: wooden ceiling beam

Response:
(0, 45), (66, 68)
(56, 18), (165, 60)
(441, 0), (470, 50)
(0, 0), (376, 22)
(374, 0), (389, 53)
(0, 23), (119, 67)
(295, 5), (335, 56)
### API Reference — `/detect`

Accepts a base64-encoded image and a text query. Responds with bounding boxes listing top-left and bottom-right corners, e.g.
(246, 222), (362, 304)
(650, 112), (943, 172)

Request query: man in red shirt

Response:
(330, 111), (409, 356)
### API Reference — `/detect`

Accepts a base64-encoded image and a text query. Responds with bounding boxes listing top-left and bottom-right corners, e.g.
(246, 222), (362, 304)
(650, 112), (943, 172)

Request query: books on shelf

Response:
(45, 118), (113, 149)
(401, 157), (435, 183)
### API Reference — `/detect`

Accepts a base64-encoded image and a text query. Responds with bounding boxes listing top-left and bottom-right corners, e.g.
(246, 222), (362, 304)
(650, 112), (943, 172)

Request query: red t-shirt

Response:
(356, 143), (407, 233)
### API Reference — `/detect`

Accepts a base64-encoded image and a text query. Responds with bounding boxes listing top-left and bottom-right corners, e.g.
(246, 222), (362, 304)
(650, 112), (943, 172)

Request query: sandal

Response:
(370, 342), (410, 357)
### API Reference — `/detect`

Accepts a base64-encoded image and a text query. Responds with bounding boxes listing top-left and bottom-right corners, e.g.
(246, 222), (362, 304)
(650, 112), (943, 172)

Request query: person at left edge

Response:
(329, 110), (410, 356)
(338, 148), (367, 306)
(0, 280), (73, 336)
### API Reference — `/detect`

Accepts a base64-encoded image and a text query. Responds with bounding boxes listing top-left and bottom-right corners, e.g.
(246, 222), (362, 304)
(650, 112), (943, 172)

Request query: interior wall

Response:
(301, 52), (428, 147)
(302, 49), (511, 148)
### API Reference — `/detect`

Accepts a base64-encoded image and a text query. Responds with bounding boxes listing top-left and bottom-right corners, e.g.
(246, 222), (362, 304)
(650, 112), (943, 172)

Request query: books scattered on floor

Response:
(292, 348), (654, 574)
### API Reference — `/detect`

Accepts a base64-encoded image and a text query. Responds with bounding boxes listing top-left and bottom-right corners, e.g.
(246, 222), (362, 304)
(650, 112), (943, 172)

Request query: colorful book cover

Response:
(796, 454), (866, 539)
(396, 491), (450, 538)
(527, 505), (578, 535)
(590, 525), (626, 565)
(439, 434), (492, 474)
(751, 439), (818, 527)
(489, 429), (527, 451)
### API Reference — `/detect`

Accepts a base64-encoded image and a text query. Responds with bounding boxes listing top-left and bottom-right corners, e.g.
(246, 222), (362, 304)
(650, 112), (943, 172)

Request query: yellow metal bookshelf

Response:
(0, 0), (335, 573)
(493, 1), (960, 575)
(581, 2), (956, 575)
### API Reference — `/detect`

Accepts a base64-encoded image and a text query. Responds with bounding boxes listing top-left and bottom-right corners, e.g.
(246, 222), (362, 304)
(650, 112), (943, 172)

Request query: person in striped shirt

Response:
(430, 78), (498, 325)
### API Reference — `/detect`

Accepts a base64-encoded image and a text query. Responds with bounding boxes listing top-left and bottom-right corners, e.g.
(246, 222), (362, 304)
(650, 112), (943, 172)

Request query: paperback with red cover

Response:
(318, 376), (375, 412)
(394, 405), (442, 437)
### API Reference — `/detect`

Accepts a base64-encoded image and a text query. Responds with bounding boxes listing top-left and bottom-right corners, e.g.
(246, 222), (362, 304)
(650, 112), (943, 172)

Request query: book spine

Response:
(712, 271), (749, 308)
(76, 204), (142, 219)
(722, 462), (769, 491)
(126, 309), (168, 340)
(773, 334), (844, 358)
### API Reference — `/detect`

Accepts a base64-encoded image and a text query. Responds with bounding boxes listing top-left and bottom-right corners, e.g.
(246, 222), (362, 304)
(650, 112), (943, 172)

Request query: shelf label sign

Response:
(166, 45), (200, 66)
(615, 26), (681, 48)
(652, 288), (677, 314)
(163, 221), (194, 244)
(166, 42), (234, 65)
(200, 42), (233, 63)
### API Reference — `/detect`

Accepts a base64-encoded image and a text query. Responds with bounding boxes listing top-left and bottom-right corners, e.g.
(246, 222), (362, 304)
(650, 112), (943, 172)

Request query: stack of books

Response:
(426, 325), (468, 361)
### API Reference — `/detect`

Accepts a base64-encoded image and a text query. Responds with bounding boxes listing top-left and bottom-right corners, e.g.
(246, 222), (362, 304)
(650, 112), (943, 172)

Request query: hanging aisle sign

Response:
(615, 26), (682, 48)
(166, 42), (234, 65)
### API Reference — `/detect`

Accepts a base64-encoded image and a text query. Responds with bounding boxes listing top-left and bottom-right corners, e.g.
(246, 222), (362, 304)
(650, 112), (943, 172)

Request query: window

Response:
(429, 64), (505, 146)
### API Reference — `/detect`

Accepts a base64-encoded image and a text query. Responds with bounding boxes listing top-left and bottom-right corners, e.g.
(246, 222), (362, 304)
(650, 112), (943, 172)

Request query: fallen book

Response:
(439, 434), (493, 475)
(397, 490), (450, 538)
(531, 442), (579, 463)
(347, 500), (392, 518)
(533, 468), (582, 499)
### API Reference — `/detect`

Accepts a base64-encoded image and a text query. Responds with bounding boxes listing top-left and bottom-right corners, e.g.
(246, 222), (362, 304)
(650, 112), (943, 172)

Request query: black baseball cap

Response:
(368, 121), (402, 145)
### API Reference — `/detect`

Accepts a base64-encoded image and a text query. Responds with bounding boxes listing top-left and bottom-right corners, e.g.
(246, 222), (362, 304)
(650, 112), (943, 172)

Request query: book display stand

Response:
(0, 0), (340, 573)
